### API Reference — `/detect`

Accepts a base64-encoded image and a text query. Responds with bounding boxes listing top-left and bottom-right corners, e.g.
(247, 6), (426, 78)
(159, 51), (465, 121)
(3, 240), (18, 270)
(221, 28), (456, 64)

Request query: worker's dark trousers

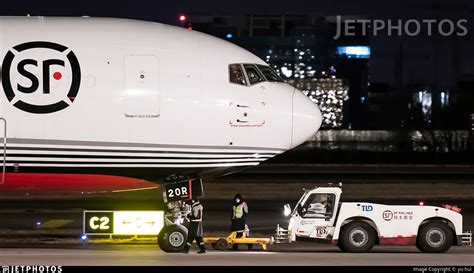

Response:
(184, 222), (205, 252)
(232, 231), (243, 250)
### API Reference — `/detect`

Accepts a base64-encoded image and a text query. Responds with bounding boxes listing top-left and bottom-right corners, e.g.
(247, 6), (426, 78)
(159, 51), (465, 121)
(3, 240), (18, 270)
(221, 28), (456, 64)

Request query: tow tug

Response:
(276, 183), (472, 253)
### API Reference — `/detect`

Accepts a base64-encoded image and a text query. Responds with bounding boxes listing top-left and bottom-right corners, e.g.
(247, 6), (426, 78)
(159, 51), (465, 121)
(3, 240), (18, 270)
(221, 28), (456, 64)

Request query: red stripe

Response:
(0, 173), (156, 193)
(379, 235), (417, 246)
(189, 180), (193, 199)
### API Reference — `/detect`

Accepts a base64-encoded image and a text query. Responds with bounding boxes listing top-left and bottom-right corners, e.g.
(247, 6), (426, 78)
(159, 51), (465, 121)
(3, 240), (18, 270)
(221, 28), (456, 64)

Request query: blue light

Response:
(81, 235), (88, 240)
(440, 91), (449, 108)
(360, 96), (366, 103)
(36, 221), (42, 226)
(226, 33), (233, 39)
(337, 46), (371, 58)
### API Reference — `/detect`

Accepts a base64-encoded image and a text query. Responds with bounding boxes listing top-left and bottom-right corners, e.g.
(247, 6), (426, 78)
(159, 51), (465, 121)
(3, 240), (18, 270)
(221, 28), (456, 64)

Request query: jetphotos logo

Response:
(333, 15), (469, 39)
(1, 41), (81, 114)
(1, 265), (62, 273)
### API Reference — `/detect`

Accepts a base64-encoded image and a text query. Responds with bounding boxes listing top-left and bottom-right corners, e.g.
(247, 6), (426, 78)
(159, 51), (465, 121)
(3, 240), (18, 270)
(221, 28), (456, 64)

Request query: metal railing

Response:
(462, 231), (472, 246)
(275, 224), (289, 243)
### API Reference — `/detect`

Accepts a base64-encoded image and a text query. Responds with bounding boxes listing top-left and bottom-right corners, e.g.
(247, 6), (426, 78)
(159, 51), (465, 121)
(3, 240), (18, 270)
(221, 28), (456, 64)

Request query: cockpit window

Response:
(229, 63), (284, 86)
(243, 64), (265, 85)
(257, 65), (284, 82)
(229, 64), (247, 85)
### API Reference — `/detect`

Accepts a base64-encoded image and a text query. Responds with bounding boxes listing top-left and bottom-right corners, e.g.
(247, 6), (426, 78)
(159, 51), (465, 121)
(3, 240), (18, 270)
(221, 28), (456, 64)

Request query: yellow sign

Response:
(83, 211), (164, 235)
(114, 211), (164, 235)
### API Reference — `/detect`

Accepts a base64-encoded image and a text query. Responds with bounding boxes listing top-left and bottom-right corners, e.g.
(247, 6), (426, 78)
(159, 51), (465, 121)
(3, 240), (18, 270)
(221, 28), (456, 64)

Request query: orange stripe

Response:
(189, 180), (193, 199)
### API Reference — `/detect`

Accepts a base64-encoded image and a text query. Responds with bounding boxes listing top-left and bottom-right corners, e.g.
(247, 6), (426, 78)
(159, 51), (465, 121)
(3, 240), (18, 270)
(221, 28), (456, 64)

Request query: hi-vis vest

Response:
(233, 203), (244, 219)
(190, 203), (203, 222)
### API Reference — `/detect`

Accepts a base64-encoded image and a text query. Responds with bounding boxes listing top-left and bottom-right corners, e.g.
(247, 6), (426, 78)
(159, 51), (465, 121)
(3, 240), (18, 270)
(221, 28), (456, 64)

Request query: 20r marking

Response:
(167, 187), (188, 198)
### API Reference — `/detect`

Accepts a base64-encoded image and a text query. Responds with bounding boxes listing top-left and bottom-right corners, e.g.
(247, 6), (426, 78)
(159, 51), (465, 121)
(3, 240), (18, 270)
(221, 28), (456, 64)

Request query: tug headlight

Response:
(284, 204), (292, 217)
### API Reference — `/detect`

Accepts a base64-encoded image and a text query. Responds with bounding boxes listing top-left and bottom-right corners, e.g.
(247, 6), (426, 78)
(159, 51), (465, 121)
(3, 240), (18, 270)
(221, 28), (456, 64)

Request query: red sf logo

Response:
(382, 210), (393, 221)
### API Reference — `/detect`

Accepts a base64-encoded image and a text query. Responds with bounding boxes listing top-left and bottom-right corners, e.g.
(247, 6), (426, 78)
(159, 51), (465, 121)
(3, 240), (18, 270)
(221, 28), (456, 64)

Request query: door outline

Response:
(124, 55), (160, 118)
(0, 118), (6, 184)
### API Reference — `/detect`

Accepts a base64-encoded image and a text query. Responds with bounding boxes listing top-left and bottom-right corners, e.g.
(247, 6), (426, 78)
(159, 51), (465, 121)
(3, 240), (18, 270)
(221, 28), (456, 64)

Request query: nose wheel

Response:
(158, 225), (188, 253)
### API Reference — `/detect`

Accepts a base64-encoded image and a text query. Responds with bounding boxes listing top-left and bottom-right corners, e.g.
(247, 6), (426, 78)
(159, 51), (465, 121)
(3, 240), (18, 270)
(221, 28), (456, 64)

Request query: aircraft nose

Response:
(291, 90), (322, 148)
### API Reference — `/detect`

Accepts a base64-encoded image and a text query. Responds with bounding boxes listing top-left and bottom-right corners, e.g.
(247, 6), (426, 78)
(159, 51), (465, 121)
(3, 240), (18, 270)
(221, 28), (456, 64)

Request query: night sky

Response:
(2, 0), (473, 25)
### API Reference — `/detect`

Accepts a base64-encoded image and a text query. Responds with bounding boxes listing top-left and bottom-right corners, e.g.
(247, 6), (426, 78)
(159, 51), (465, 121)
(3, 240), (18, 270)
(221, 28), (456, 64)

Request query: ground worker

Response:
(184, 197), (206, 254)
(230, 193), (248, 250)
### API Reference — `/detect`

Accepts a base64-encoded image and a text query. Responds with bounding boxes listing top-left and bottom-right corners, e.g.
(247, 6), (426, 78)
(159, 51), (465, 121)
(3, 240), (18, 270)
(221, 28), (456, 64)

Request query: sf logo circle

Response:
(382, 210), (393, 221)
(1, 41), (81, 114)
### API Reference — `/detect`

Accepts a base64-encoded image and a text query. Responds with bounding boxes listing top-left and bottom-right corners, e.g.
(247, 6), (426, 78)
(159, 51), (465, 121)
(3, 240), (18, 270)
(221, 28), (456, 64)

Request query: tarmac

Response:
(0, 244), (472, 266)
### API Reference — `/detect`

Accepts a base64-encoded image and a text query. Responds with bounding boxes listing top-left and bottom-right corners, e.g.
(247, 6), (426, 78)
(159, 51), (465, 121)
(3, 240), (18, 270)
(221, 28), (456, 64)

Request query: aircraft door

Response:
(0, 117), (5, 185)
(0, 26), (6, 184)
(124, 55), (160, 118)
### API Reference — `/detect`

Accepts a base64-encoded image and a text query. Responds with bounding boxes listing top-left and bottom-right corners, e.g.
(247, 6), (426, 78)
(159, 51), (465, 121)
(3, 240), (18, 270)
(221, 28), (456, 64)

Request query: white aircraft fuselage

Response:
(0, 17), (322, 184)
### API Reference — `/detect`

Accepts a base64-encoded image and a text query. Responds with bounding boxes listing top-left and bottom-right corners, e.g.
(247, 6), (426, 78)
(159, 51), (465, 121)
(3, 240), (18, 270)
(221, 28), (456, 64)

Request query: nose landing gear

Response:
(157, 175), (204, 253)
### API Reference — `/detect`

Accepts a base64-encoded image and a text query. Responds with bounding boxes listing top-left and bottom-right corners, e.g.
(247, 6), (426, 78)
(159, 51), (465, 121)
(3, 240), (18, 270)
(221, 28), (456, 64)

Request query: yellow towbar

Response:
(204, 231), (274, 251)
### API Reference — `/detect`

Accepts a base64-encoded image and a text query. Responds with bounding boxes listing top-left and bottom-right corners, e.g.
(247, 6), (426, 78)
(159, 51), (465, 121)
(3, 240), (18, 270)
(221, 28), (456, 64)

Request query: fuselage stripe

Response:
(5, 162), (261, 168)
(5, 147), (277, 157)
(5, 157), (267, 163)
(1, 138), (286, 152)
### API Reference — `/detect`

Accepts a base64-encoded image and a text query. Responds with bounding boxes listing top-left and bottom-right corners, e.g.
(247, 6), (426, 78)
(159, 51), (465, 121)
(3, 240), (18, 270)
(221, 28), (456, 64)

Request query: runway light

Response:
(226, 33), (233, 39)
(36, 221), (42, 226)
(81, 235), (88, 241)
(419, 201), (424, 206)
